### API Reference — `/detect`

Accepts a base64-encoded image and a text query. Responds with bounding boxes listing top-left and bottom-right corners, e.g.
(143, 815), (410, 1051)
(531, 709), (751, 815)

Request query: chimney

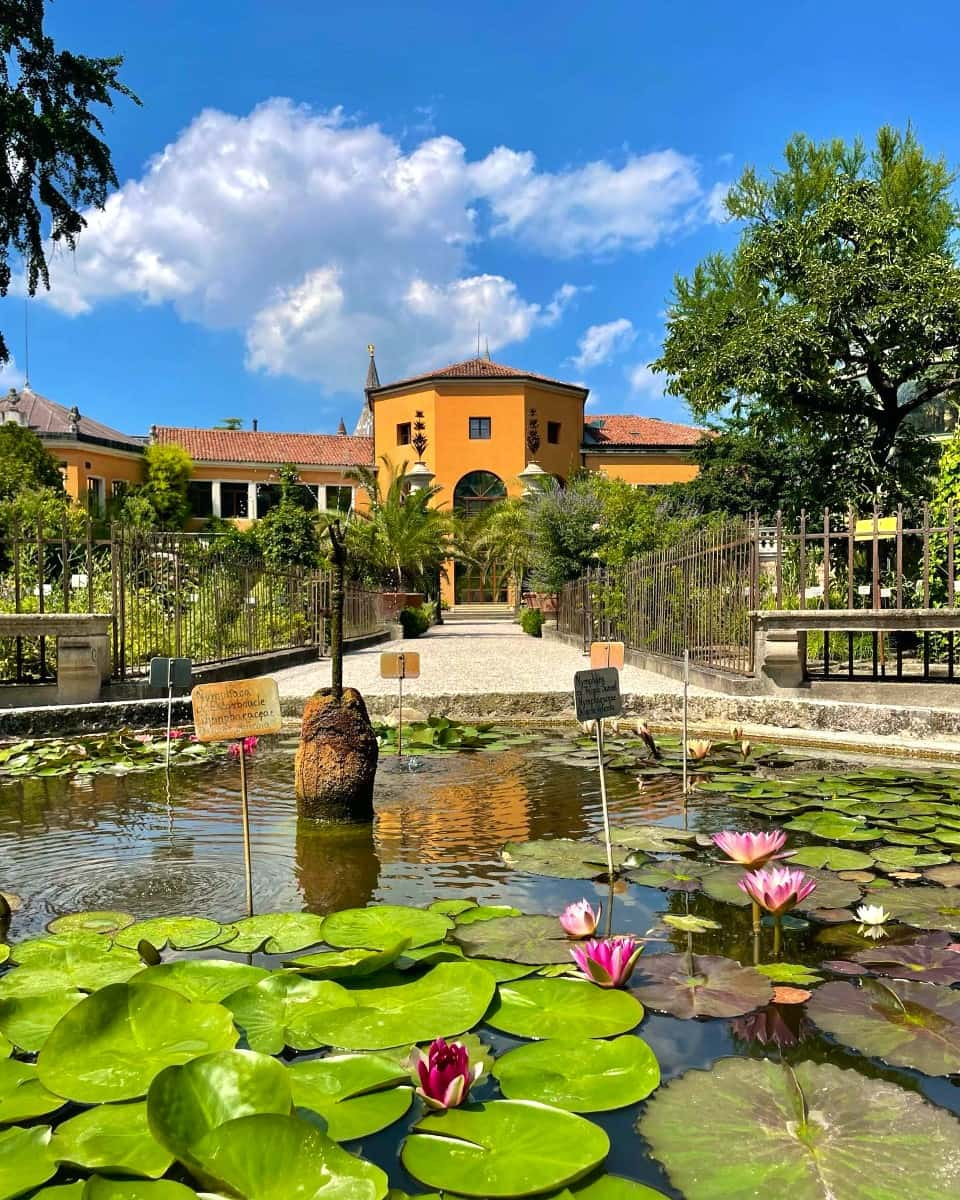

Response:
(252, 418), (258, 432)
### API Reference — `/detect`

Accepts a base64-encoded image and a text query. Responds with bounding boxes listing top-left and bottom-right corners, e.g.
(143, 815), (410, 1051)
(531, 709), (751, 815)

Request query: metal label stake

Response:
(380, 651), (421, 758)
(574, 667), (622, 891)
(238, 740), (254, 918)
(149, 657), (193, 770)
(681, 649), (690, 797)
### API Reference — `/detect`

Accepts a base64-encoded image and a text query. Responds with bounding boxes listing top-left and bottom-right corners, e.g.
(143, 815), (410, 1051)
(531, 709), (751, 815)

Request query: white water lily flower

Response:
(855, 904), (890, 926)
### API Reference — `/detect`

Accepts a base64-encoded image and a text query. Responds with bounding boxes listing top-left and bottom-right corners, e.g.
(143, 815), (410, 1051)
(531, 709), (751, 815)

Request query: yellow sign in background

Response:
(380, 651), (421, 680)
(191, 677), (282, 743)
(590, 641), (625, 669)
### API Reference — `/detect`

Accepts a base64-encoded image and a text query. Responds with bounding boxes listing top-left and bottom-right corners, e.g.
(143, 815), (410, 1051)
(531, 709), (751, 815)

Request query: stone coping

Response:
(0, 613), (111, 637)
(752, 608), (960, 631)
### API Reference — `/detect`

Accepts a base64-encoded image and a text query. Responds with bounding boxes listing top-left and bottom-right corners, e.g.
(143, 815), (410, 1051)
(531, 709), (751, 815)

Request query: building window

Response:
(111, 480), (128, 499)
(86, 477), (105, 515)
(325, 486), (353, 513)
(187, 481), (214, 518)
(453, 470), (506, 517)
(547, 421), (561, 445)
(469, 417), (491, 440)
(220, 482), (249, 518)
(397, 422), (412, 446)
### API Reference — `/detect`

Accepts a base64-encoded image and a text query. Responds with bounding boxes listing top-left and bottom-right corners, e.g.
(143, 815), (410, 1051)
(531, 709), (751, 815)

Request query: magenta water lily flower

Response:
(559, 899), (601, 939)
(571, 936), (643, 988)
(413, 1038), (481, 1110)
(228, 736), (259, 758)
(737, 866), (817, 915)
(711, 830), (790, 868)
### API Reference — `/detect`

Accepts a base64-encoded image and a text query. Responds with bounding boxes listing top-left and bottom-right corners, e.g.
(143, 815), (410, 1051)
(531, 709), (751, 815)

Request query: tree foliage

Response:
(0, 0), (138, 361)
(656, 127), (960, 507)
(0, 418), (63, 500)
(255, 463), (321, 568)
(121, 443), (193, 530)
(471, 498), (532, 609)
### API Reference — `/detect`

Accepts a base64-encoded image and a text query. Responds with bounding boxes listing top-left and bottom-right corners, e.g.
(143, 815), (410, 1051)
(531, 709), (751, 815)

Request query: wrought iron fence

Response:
(0, 521), (384, 683)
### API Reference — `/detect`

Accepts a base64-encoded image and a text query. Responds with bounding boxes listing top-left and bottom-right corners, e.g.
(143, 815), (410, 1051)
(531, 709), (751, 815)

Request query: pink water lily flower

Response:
(737, 866), (816, 915)
(711, 830), (791, 868)
(571, 936), (643, 988)
(559, 899), (600, 939)
(413, 1038), (481, 1110)
(228, 736), (259, 758)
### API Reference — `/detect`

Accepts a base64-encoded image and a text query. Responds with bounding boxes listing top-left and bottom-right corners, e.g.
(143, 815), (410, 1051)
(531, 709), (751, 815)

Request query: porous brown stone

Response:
(295, 687), (379, 821)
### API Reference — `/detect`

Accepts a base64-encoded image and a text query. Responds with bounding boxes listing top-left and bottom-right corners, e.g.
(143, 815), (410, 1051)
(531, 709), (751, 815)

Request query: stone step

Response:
(445, 605), (516, 622)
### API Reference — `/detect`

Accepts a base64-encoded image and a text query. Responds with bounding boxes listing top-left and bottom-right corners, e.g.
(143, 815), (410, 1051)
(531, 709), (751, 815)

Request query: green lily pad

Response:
(428, 900), (476, 917)
(640, 1058), (960, 1198)
(493, 1035), (659, 1112)
(116, 918), (231, 952)
(29, 1183), (85, 1199)
(562, 1179), (670, 1199)
(132, 960), (269, 1003)
(0, 1037), (8, 1062)
(398, 945), (537, 982)
(0, 1060), (64, 1124)
(807, 977), (960, 1075)
(754, 962), (822, 986)
(287, 942), (410, 980)
(454, 915), (577, 965)
(455, 906), (522, 926)
(627, 859), (712, 892)
(485, 978), (643, 1039)
(0, 1125), (55, 1199)
(631, 955), (772, 1019)
(228, 962), (495, 1053)
(147, 1049), (292, 1173)
(0, 935), (142, 997)
(82, 1179), (199, 1199)
(699, 866), (752, 907)
(47, 911), (135, 937)
(38, 982), (238, 1102)
(223, 913), (328, 955)
(784, 814), (879, 842)
(501, 839), (635, 880)
(189, 1112), (388, 1199)
(873, 847), (951, 869)
(0, 990), (85, 1052)
(609, 825), (697, 854)
(401, 1099), (609, 1197)
(321, 906), (452, 951)
(0, 950), (6, 968)
(51, 1101), (173, 1178)
(288, 1054), (412, 1140)
(788, 847), (875, 871)
(660, 914), (721, 933)
(876, 886), (960, 931)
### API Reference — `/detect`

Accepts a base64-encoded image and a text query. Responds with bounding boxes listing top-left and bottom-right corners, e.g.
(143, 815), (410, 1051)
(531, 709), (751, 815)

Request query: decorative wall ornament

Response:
(526, 409), (541, 458)
(412, 411), (429, 459)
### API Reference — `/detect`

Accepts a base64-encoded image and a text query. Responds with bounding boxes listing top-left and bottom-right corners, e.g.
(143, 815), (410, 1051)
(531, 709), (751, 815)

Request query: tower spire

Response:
(365, 343), (380, 390)
(354, 344), (377, 437)
(484, 338), (491, 362)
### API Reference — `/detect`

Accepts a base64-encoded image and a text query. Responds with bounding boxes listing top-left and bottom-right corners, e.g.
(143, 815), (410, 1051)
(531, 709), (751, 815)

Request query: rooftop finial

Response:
(337, 417), (347, 436)
(365, 343), (380, 391)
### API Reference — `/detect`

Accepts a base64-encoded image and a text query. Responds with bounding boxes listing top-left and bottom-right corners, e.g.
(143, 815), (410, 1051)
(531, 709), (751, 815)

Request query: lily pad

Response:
(428, 900), (476, 917)
(132, 960), (269, 1003)
(0, 1060), (64, 1124)
(47, 911), (135, 937)
(224, 974), (357, 1055)
(788, 847), (875, 871)
(627, 860), (712, 893)
(807, 977), (960, 1075)
(485, 978), (643, 1039)
(754, 963), (822, 987)
(873, 847), (951, 869)
(51, 1101), (173, 1178)
(397, 945), (536, 982)
(876, 886), (960, 931)
(455, 906), (522, 926)
(189, 1112), (388, 1199)
(493, 1036), (659, 1112)
(660, 915), (721, 933)
(502, 839), (635, 880)
(321, 906), (452, 951)
(784, 813), (879, 842)
(401, 1099), (609, 1197)
(82, 1180), (199, 1199)
(631, 955), (772, 1019)
(0, 1038), (8, 1061)
(853, 944), (960, 984)
(640, 1057), (960, 1198)
(454, 915), (577, 965)
(147, 1049), (292, 1172)
(0, 990), (85, 1052)
(116, 918), (231, 952)
(223, 913), (328, 955)
(288, 1054), (412, 1140)
(0, 935), (142, 997)
(0, 1125), (55, 1197)
(38, 982), (238, 1102)
(287, 943), (410, 980)
(609, 825), (697, 854)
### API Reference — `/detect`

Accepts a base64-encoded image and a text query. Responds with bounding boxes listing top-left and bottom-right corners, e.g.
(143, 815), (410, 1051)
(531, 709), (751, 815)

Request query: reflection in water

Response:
(296, 818), (379, 912)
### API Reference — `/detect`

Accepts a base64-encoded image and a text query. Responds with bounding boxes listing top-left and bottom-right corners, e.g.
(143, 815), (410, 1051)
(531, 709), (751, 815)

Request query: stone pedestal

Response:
(754, 626), (804, 691)
(295, 687), (379, 821)
(57, 638), (102, 704)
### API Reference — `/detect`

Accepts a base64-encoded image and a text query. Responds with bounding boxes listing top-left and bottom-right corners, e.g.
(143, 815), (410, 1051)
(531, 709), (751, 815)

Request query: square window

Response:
(187, 481), (213, 517)
(220, 482), (249, 518)
(325, 486), (353, 513)
(547, 421), (561, 444)
(397, 422), (412, 446)
(469, 417), (491, 440)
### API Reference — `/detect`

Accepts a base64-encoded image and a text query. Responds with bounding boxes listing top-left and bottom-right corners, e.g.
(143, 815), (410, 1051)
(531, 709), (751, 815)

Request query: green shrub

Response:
(399, 605), (431, 638)
(520, 608), (544, 637)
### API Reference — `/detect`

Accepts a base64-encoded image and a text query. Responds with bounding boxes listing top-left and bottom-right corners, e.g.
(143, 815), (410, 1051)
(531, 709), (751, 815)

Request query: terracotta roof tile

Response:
(583, 413), (705, 448)
(372, 357), (587, 393)
(154, 426), (374, 467)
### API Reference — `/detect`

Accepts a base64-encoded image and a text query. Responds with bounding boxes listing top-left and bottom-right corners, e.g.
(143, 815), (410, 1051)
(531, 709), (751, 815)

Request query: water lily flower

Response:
(740, 740), (753, 759)
(636, 722), (661, 759)
(413, 1038), (481, 1110)
(737, 866), (817, 915)
(167, 729), (187, 740)
(686, 739), (712, 760)
(856, 904), (891, 939)
(559, 899), (600, 939)
(227, 736), (259, 759)
(712, 830), (790, 868)
(571, 936), (642, 988)
(730, 726), (744, 742)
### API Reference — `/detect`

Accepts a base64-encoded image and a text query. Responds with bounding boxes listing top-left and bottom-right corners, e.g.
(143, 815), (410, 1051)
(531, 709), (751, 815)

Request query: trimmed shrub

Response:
(399, 606), (431, 638)
(520, 608), (544, 637)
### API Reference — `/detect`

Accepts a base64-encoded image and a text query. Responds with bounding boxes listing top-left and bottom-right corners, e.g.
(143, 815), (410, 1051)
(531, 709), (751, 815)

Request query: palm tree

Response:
(471, 497), (533, 612)
(347, 458), (454, 593)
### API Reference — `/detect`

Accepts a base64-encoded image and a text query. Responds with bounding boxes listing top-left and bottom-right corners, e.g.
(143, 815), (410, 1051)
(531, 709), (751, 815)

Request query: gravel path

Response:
(269, 619), (692, 700)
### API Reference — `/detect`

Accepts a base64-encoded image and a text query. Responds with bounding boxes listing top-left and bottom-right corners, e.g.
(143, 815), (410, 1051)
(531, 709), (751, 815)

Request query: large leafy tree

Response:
(655, 127), (960, 508)
(471, 498), (533, 611)
(256, 464), (321, 568)
(0, 0), (138, 362)
(0, 418), (62, 500)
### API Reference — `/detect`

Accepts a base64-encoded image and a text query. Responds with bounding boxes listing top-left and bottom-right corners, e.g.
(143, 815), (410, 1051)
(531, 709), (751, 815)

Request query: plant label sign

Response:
(149, 657), (193, 689)
(191, 677), (282, 743)
(380, 651), (420, 680)
(574, 667), (622, 723)
(590, 641), (625, 670)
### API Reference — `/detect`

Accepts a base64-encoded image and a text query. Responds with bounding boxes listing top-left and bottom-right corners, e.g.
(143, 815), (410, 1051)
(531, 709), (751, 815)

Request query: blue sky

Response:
(1, 0), (957, 437)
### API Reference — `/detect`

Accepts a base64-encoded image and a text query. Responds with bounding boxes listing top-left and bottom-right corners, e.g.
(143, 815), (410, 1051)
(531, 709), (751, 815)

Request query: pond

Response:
(1, 724), (959, 1199)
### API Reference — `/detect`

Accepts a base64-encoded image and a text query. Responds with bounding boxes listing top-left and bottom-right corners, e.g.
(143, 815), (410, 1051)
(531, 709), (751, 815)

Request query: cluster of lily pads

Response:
(373, 718), (538, 755)
(0, 732), (227, 781)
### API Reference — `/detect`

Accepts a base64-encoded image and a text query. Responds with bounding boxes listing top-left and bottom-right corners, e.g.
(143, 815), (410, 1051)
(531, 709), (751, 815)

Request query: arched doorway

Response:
(453, 471), (509, 604)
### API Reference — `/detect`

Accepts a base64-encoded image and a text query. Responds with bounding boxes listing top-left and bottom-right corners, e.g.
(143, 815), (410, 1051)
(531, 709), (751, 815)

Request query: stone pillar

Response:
(57, 638), (101, 704)
(754, 623), (804, 691)
(247, 482), (258, 520)
(295, 687), (379, 821)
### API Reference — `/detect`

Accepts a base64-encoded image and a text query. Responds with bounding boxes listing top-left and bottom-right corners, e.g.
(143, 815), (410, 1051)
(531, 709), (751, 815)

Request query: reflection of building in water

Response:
(295, 819), (380, 912)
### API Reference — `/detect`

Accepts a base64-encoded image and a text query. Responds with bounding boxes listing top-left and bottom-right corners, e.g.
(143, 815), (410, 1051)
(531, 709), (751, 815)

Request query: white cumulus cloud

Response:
(570, 317), (635, 370)
(36, 100), (724, 394)
(628, 362), (667, 398)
